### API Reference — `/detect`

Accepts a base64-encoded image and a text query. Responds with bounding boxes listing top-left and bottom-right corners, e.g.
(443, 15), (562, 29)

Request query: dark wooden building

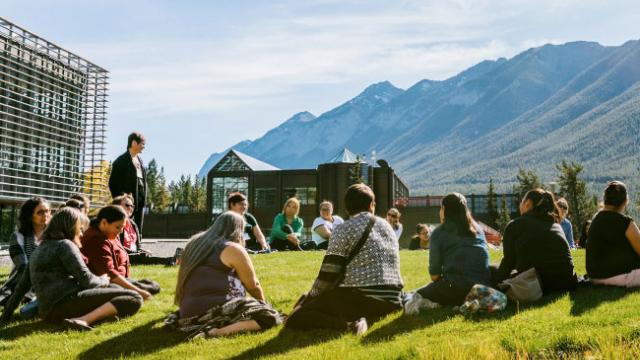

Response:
(206, 148), (409, 240)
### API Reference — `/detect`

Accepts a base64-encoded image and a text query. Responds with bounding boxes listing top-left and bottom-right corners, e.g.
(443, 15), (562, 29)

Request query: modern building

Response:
(206, 148), (410, 239)
(0, 17), (108, 243)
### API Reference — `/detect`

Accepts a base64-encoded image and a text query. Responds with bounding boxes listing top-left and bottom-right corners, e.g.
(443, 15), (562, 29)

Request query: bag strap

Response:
(346, 216), (376, 263)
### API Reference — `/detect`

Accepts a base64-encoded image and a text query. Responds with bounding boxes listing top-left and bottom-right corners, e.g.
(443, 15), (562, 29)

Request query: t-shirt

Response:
(311, 215), (344, 245)
(392, 224), (403, 240)
(243, 213), (258, 242)
(122, 221), (137, 252)
(586, 210), (639, 279)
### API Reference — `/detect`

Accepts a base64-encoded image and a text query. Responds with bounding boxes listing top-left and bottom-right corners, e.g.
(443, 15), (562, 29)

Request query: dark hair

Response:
(344, 183), (375, 215)
(127, 132), (145, 149)
(64, 199), (85, 211)
(415, 223), (429, 235)
(522, 188), (560, 222)
(603, 180), (627, 207)
(227, 192), (247, 209)
(112, 193), (134, 206)
(579, 219), (592, 248)
(41, 207), (88, 247)
(440, 193), (477, 237)
(69, 194), (90, 209)
(18, 197), (49, 237)
(90, 205), (127, 228)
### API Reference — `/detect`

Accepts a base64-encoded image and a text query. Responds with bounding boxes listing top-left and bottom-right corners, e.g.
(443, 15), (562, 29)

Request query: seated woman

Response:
(311, 201), (344, 250)
(586, 181), (640, 287)
(112, 194), (178, 265)
(556, 198), (575, 248)
(0, 198), (51, 320)
(227, 192), (270, 251)
(386, 208), (403, 240)
(492, 189), (578, 294)
(69, 193), (91, 216)
(171, 211), (281, 338)
(29, 208), (142, 330)
(578, 220), (592, 249)
(404, 193), (489, 314)
(81, 206), (160, 300)
(270, 197), (304, 251)
(286, 184), (403, 335)
(409, 223), (430, 250)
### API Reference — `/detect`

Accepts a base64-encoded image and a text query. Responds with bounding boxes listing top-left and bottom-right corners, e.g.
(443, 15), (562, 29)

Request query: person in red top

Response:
(81, 206), (160, 300)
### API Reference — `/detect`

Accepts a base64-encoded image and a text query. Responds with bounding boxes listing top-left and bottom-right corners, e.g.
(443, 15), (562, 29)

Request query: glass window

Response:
(211, 176), (249, 215)
(213, 153), (250, 172)
(255, 188), (277, 207)
(282, 187), (317, 206)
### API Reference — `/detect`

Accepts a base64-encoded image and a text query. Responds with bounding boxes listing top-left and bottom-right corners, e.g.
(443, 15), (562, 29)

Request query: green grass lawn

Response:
(2, 250), (640, 359)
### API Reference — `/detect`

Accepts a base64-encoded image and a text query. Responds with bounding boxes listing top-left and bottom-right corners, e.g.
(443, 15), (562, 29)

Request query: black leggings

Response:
(271, 225), (303, 251)
(286, 287), (400, 331)
(46, 285), (143, 323)
(128, 253), (171, 266)
(416, 279), (470, 306)
(130, 279), (161, 295)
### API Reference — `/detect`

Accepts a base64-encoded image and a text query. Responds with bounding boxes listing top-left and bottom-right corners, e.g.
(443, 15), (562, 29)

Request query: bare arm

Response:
(314, 225), (331, 240)
(221, 243), (265, 301)
(626, 221), (640, 256)
(252, 225), (269, 250)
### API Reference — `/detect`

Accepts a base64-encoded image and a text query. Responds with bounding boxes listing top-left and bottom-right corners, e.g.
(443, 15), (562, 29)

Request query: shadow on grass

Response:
(228, 328), (341, 360)
(569, 284), (633, 316)
(362, 309), (454, 344)
(0, 319), (60, 342)
(77, 317), (184, 360)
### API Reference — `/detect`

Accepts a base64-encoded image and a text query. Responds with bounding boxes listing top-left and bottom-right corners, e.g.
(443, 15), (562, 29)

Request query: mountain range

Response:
(199, 40), (640, 195)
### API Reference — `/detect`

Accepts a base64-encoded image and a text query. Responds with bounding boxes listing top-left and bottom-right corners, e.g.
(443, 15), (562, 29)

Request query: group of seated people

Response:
(0, 193), (164, 329)
(170, 180), (640, 338)
(2, 180), (639, 339)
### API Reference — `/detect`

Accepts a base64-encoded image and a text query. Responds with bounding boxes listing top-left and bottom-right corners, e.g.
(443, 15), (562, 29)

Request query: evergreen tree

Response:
(348, 155), (365, 185)
(145, 159), (170, 213)
(513, 168), (544, 200)
(189, 176), (207, 212)
(555, 160), (597, 240)
(486, 178), (498, 228)
(496, 195), (511, 235)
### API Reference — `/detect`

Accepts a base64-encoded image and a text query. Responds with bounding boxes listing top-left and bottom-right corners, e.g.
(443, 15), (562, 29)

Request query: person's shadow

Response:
(0, 319), (60, 342)
(77, 317), (183, 359)
(569, 284), (633, 316)
(228, 328), (341, 360)
(361, 309), (454, 344)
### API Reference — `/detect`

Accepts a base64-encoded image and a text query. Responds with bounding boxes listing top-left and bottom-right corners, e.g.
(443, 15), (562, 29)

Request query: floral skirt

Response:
(164, 297), (282, 336)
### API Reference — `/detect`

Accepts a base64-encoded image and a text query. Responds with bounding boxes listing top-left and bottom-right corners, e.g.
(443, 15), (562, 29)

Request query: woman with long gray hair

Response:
(167, 211), (281, 339)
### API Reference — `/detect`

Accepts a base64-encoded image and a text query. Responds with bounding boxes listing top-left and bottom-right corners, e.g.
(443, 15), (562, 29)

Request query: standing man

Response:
(109, 132), (147, 231)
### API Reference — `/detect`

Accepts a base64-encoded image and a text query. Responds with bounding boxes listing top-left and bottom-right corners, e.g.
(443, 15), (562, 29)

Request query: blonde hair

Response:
(174, 211), (244, 305)
(282, 197), (300, 216)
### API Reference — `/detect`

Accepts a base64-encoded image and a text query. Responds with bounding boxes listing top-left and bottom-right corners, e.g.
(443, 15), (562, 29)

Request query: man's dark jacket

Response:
(109, 151), (147, 208)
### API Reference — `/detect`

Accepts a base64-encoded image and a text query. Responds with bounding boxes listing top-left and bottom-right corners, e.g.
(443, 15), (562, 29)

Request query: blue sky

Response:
(3, 0), (640, 182)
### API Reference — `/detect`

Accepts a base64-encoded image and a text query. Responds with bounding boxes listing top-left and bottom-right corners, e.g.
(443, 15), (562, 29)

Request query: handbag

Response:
(291, 216), (376, 311)
(499, 267), (543, 303)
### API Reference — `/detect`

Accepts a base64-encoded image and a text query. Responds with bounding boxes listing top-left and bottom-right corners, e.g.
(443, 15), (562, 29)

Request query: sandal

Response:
(63, 318), (94, 331)
(188, 327), (218, 341)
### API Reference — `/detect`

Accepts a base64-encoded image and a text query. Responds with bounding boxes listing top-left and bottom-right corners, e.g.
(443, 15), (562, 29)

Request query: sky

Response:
(3, 0), (640, 182)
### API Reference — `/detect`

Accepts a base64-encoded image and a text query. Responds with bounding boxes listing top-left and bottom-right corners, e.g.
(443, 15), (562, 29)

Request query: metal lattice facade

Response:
(0, 17), (108, 207)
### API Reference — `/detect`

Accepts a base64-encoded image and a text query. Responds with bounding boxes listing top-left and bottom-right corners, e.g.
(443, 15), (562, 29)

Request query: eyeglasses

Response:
(123, 203), (134, 209)
(320, 208), (331, 211)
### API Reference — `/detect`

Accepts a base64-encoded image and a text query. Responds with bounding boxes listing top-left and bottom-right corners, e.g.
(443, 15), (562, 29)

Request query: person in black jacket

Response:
(109, 132), (147, 231)
(492, 188), (578, 294)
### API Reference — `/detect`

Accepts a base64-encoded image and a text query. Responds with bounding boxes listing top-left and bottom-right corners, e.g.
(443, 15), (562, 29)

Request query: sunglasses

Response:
(123, 203), (135, 209)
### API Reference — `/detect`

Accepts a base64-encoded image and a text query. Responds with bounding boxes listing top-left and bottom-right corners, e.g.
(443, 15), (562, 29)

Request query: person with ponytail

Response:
(404, 193), (490, 314)
(492, 188), (578, 294)
(28, 208), (142, 330)
(586, 181), (640, 287)
(168, 211), (280, 339)
(81, 206), (160, 300)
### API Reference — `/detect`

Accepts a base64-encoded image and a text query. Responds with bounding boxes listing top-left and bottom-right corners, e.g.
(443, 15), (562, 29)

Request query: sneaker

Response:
(347, 317), (368, 336)
(404, 293), (440, 315)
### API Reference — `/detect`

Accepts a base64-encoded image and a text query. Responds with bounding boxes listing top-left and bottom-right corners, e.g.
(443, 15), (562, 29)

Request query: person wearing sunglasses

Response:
(556, 198), (575, 249)
(311, 201), (344, 250)
(112, 194), (180, 265)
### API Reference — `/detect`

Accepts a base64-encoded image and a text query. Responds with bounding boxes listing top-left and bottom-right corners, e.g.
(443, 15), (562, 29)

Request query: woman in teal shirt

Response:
(270, 198), (304, 251)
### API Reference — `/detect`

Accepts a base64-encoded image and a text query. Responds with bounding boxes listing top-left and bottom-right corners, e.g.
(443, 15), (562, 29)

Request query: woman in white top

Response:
(311, 201), (344, 250)
(386, 208), (403, 240)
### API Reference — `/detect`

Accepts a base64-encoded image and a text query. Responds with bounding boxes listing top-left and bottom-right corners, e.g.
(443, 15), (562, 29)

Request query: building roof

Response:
(230, 149), (280, 171)
(324, 148), (366, 164)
